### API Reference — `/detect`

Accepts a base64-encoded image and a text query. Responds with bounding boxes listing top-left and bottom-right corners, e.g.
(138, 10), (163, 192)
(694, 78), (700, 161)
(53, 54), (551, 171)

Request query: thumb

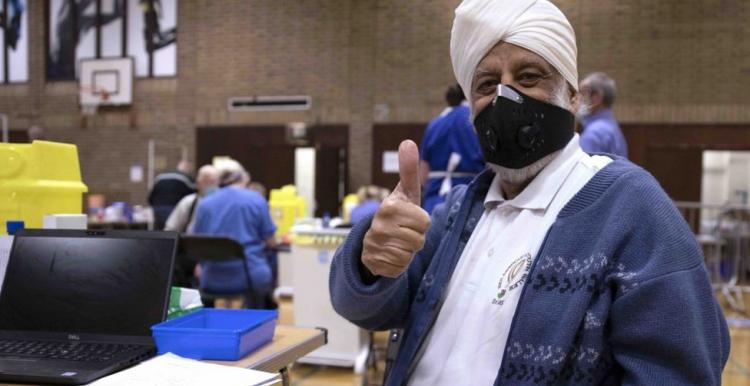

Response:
(396, 140), (421, 205)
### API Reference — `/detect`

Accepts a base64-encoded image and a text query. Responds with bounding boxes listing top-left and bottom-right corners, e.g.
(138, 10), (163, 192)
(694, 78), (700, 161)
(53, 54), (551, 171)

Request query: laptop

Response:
(0, 229), (178, 385)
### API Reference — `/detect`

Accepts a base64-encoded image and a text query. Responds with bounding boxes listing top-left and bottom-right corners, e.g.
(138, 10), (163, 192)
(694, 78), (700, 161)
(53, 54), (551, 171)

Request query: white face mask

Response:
(576, 100), (592, 120)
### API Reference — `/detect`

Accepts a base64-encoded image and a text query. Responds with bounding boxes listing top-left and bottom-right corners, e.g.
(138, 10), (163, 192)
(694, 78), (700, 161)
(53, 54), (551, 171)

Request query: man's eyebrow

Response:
(513, 58), (553, 72)
(474, 59), (554, 79)
(473, 68), (497, 79)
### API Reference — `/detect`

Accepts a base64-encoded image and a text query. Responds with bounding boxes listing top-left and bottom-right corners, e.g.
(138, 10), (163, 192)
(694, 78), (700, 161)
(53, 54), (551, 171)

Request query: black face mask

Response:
(473, 84), (575, 169)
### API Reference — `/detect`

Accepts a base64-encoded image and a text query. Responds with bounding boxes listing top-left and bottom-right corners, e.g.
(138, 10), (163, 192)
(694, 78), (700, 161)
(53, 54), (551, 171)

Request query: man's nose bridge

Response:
(498, 76), (522, 93)
(499, 73), (513, 86)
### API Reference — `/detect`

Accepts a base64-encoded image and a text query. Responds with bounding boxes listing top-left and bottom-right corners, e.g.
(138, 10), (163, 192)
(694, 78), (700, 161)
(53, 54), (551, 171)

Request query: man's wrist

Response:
(358, 256), (379, 285)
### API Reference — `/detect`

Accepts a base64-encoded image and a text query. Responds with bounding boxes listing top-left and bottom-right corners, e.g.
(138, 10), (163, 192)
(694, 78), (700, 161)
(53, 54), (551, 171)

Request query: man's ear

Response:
(569, 84), (580, 114)
(590, 89), (604, 108)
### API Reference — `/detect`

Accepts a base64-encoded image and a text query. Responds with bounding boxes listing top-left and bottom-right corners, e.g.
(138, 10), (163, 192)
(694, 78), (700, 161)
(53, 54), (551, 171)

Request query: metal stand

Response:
(678, 202), (750, 313)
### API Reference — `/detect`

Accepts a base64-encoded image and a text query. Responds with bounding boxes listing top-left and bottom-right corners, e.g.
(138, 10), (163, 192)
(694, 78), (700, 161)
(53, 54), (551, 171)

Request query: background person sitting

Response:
(192, 161), (277, 308)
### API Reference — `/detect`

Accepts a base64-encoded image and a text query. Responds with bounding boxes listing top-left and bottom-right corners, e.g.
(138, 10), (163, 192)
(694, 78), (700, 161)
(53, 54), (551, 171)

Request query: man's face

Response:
(197, 174), (218, 193)
(578, 78), (601, 113)
(470, 42), (574, 115)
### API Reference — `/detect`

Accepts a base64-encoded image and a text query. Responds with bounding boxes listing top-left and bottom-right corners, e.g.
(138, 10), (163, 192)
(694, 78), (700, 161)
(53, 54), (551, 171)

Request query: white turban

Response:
(450, 0), (578, 105)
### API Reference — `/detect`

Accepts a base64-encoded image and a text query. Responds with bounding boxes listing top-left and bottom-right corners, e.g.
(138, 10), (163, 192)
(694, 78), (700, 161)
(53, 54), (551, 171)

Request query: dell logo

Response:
(67, 334), (80, 341)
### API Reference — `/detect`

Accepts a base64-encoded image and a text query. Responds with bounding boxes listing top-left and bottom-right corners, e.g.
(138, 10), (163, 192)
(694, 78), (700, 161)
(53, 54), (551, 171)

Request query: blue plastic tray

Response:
(151, 308), (277, 360)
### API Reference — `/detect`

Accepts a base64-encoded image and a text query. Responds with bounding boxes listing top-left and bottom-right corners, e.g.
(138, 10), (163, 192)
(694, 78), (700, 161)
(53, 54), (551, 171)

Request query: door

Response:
(371, 123), (426, 189)
(196, 125), (348, 217)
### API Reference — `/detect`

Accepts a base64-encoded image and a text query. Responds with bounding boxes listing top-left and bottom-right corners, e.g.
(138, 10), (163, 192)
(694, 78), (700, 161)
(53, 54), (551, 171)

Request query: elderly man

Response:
(579, 72), (628, 157)
(329, 1), (729, 385)
(165, 164), (220, 233)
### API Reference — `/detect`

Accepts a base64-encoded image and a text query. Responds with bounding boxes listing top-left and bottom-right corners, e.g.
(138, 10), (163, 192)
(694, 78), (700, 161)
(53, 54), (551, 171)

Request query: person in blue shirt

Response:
(192, 161), (277, 307)
(350, 186), (389, 225)
(419, 84), (486, 213)
(578, 72), (628, 157)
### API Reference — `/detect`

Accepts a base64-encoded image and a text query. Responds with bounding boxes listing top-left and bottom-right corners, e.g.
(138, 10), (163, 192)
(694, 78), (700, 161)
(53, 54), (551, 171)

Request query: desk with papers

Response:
(0, 325), (327, 386)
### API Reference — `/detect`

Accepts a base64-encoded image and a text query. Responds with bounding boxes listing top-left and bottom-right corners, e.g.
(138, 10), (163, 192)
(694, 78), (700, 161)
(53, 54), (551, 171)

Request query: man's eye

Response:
(518, 73), (542, 85)
(477, 80), (498, 94)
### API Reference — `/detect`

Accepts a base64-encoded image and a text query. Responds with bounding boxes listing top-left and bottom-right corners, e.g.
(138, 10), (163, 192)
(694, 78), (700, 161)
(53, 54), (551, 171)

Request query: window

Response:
(47, 0), (177, 80)
(1, 0), (30, 83)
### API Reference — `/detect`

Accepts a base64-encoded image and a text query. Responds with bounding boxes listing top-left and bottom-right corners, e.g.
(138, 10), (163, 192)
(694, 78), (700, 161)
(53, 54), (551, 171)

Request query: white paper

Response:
(382, 151), (399, 173)
(130, 165), (144, 183)
(87, 353), (280, 386)
(43, 214), (88, 230)
(0, 236), (12, 294)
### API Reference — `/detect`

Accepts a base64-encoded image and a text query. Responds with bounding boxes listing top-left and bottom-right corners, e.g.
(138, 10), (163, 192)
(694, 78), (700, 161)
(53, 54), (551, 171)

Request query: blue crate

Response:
(151, 308), (277, 360)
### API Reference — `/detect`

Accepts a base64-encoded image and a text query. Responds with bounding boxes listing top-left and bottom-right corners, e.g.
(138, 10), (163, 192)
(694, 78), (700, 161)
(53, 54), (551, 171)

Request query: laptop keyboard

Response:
(0, 340), (142, 362)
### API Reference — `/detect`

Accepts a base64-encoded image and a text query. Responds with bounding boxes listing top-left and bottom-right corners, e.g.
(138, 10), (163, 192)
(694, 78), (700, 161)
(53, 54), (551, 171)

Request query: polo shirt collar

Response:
(484, 134), (584, 211)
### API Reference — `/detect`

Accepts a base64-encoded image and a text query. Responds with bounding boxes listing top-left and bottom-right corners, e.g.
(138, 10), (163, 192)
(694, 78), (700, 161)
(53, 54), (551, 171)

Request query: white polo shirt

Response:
(409, 135), (611, 386)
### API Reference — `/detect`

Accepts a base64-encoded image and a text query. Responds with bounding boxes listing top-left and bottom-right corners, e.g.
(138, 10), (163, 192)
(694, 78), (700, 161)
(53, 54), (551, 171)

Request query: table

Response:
(210, 325), (328, 385)
(0, 325), (327, 386)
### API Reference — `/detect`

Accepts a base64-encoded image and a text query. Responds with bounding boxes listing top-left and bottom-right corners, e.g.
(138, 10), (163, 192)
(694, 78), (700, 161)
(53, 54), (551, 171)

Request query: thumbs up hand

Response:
(362, 140), (432, 278)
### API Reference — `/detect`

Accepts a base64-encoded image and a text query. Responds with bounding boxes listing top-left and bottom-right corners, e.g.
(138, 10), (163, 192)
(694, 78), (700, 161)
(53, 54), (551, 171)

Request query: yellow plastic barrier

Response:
(0, 141), (88, 234)
(269, 185), (306, 237)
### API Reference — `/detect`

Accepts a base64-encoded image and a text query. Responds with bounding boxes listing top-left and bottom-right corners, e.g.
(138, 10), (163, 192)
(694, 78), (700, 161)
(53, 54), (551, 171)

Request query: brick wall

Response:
(0, 0), (748, 205)
(562, 0), (750, 123)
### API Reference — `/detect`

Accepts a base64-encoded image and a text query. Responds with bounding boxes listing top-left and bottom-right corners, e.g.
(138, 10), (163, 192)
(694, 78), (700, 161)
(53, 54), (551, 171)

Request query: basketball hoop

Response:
(79, 86), (110, 116)
(78, 58), (134, 116)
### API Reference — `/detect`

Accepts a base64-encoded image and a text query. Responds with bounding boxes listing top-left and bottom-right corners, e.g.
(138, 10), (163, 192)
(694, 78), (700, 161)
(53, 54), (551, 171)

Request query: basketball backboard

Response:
(79, 58), (134, 108)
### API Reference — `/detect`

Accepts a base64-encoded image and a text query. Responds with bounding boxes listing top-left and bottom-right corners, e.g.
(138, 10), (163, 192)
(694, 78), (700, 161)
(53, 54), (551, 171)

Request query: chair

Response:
(382, 329), (403, 384)
(177, 235), (257, 307)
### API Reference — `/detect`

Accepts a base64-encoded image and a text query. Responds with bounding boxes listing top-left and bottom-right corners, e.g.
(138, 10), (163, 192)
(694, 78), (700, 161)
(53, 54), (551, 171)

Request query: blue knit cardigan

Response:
(330, 159), (730, 385)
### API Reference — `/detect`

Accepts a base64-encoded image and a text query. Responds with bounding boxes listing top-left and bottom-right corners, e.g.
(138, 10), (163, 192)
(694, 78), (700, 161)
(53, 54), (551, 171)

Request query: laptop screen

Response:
(0, 231), (176, 337)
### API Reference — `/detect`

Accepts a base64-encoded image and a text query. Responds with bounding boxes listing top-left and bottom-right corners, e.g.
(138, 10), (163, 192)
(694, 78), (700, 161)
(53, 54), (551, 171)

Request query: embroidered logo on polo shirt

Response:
(492, 253), (532, 306)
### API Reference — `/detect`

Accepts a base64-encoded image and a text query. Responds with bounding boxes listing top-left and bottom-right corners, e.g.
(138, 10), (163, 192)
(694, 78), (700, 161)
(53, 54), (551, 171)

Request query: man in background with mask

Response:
(329, 0), (729, 385)
(579, 72), (628, 158)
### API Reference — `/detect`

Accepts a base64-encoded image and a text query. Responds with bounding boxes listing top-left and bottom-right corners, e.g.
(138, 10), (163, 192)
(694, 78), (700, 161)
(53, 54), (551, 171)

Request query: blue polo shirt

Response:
(420, 104), (485, 214)
(192, 186), (277, 295)
(350, 200), (380, 225)
(580, 109), (628, 158)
